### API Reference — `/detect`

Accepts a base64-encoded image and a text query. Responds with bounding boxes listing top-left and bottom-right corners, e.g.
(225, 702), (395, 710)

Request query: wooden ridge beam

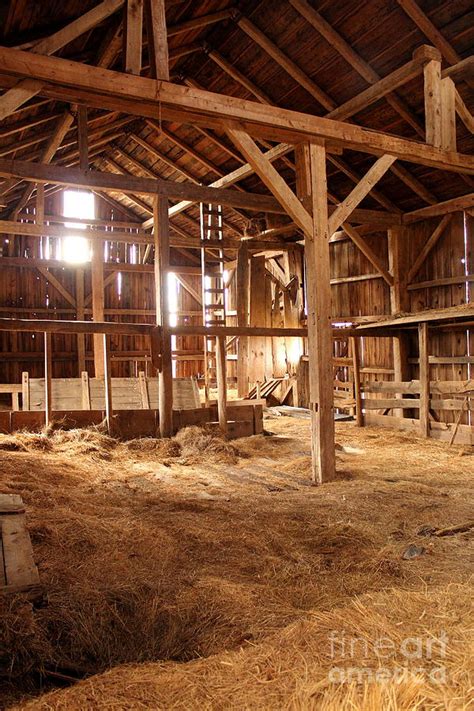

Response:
(0, 47), (470, 173)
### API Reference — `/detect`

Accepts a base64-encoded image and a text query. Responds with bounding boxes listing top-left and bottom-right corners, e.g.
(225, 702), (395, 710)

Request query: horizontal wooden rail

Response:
(0, 318), (151, 336)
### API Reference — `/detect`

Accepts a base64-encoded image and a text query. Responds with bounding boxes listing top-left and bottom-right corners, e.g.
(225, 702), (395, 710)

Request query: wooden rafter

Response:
(0, 0), (125, 120)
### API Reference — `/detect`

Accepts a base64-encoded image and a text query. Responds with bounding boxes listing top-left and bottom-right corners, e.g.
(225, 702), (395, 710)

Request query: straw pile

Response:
(15, 583), (473, 710)
(0, 418), (472, 709)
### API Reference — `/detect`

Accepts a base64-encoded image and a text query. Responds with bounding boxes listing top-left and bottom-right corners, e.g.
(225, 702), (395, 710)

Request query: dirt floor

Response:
(0, 416), (473, 709)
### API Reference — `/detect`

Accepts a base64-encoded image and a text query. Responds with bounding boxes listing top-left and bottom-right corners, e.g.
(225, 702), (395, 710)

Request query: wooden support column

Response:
(44, 332), (52, 428)
(236, 241), (249, 397)
(249, 255), (266, 387)
(295, 142), (336, 484)
(91, 239), (105, 377)
(146, 0), (169, 80)
(35, 183), (44, 259)
(76, 268), (86, 374)
(103, 334), (113, 434)
(423, 58), (442, 147)
(125, 0), (144, 75)
(418, 322), (430, 438)
(216, 335), (227, 434)
(440, 77), (456, 152)
(154, 195), (173, 437)
(351, 336), (363, 427)
(388, 226), (410, 418)
(282, 248), (304, 376)
(78, 106), (89, 170)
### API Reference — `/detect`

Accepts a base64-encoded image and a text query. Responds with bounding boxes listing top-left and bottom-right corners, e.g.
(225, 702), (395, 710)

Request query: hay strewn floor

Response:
(1, 418), (473, 710)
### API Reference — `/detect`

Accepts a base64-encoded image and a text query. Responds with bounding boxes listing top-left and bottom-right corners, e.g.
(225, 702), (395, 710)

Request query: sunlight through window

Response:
(62, 190), (95, 263)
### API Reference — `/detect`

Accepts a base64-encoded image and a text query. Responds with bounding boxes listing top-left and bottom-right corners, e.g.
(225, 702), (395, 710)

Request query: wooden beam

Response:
(440, 77), (456, 152)
(418, 322), (430, 437)
(406, 214), (452, 283)
(125, 0), (144, 75)
(226, 126), (312, 233)
(76, 268), (86, 374)
(91, 239), (105, 377)
(0, 48), (471, 173)
(404, 194), (474, 223)
(0, 317), (151, 335)
(342, 224), (394, 286)
(328, 49), (435, 122)
(455, 90), (474, 135)
(103, 334), (114, 434)
(235, 13), (334, 110)
(146, 0), (169, 80)
(154, 196), (173, 437)
(423, 58), (442, 147)
(9, 110), (75, 218)
(328, 155), (397, 233)
(295, 142), (336, 484)
(236, 242), (249, 397)
(351, 336), (363, 427)
(44, 332), (52, 428)
(77, 106), (89, 171)
(0, 158), (284, 213)
(216, 335), (227, 434)
(397, 0), (473, 90)
(36, 266), (76, 307)
(0, 0), (125, 120)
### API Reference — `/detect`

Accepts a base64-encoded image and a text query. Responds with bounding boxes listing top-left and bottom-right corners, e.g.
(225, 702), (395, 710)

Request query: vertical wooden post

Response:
(78, 106), (89, 171)
(92, 239), (105, 377)
(125, 0), (144, 75)
(76, 268), (86, 375)
(103, 334), (113, 435)
(154, 195), (173, 438)
(282, 247), (304, 375)
(418, 322), (430, 438)
(249, 255), (266, 387)
(295, 141), (335, 484)
(423, 58), (442, 147)
(236, 241), (249, 397)
(44, 332), (52, 428)
(351, 336), (363, 427)
(145, 0), (169, 80)
(440, 77), (456, 151)
(36, 183), (44, 259)
(22, 372), (30, 411)
(388, 226), (410, 417)
(216, 335), (227, 434)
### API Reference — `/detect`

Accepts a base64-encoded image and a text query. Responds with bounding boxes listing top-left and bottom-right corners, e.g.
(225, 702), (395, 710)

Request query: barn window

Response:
(62, 190), (95, 263)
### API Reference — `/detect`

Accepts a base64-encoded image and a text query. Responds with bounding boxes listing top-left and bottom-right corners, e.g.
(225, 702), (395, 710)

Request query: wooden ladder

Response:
(200, 202), (226, 403)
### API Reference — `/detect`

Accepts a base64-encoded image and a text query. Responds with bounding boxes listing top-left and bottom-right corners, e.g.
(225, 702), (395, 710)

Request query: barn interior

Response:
(0, 0), (473, 708)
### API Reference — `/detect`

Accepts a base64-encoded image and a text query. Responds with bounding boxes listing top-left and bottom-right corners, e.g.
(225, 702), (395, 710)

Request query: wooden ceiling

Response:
(0, 0), (472, 241)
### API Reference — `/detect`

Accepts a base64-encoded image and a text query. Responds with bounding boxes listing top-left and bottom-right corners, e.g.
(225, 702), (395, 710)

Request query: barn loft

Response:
(0, 0), (473, 708)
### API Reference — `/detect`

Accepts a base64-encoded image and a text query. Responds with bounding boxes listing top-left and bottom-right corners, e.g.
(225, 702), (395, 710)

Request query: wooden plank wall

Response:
(329, 211), (473, 427)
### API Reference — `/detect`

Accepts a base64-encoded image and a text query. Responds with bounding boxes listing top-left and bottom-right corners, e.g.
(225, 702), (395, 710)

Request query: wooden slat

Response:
(1, 512), (40, 590)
